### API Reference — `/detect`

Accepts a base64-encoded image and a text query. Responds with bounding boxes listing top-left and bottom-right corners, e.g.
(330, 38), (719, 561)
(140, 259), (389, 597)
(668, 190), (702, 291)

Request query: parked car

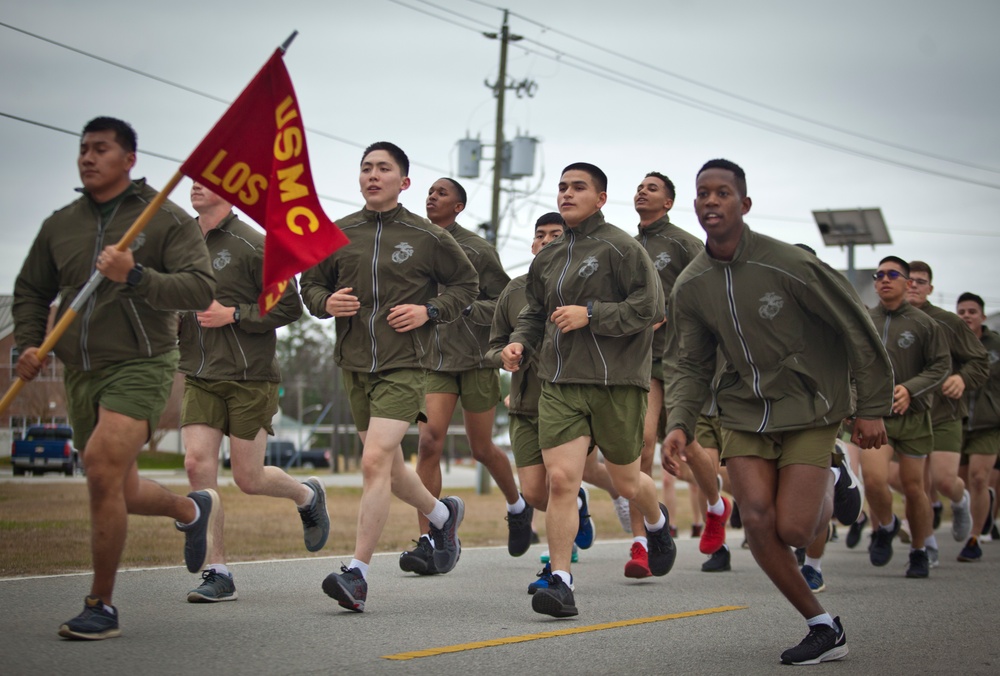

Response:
(222, 440), (331, 470)
(11, 424), (79, 476)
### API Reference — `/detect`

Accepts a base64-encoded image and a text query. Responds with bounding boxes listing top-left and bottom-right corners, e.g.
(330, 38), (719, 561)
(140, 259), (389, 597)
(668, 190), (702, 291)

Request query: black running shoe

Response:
(846, 511), (868, 549)
(832, 455), (863, 526)
(795, 547), (806, 566)
(646, 503), (677, 576)
(905, 548), (930, 578)
(957, 537), (982, 562)
(399, 536), (439, 575)
(531, 573), (578, 617)
(507, 500), (534, 557)
(58, 596), (121, 640)
(701, 544), (731, 572)
(322, 565), (367, 612)
(730, 501), (742, 529)
(932, 502), (943, 531)
(428, 496), (464, 573)
(298, 477), (330, 552)
(869, 516), (900, 567)
(779, 617), (848, 665)
(981, 488), (995, 538)
(176, 489), (220, 573)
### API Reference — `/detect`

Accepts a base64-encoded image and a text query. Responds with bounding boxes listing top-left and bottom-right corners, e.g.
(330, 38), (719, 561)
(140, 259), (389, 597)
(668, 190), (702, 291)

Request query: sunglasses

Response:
(873, 270), (909, 281)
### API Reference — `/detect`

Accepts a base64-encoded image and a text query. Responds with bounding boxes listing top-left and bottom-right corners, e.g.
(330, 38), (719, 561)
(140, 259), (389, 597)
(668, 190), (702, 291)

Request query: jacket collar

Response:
(361, 203), (405, 221)
(568, 210), (606, 237)
(637, 213), (671, 235)
(706, 223), (752, 265)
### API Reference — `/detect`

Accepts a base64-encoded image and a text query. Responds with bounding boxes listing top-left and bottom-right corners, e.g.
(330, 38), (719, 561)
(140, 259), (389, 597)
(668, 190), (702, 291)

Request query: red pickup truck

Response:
(11, 425), (79, 476)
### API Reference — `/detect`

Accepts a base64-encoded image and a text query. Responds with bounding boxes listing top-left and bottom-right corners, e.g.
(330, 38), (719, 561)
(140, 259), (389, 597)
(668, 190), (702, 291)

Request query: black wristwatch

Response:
(233, 306), (241, 325)
(126, 263), (144, 287)
(586, 300), (594, 320)
(425, 304), (440, 321)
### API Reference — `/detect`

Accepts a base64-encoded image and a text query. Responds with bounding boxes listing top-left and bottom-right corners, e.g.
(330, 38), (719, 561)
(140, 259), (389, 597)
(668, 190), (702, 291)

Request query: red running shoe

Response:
(700, 496), (732, 554)
(624, 541), (651, 578)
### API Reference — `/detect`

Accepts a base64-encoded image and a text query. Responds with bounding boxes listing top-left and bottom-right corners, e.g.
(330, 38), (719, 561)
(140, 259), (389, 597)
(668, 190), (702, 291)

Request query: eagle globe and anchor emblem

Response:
(392, 242), (414, 263)
(758, 292), (784, 320)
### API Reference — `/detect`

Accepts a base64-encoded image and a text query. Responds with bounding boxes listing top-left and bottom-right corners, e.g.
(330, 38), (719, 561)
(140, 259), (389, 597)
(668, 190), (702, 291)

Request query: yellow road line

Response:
(382, 604), (747, 661)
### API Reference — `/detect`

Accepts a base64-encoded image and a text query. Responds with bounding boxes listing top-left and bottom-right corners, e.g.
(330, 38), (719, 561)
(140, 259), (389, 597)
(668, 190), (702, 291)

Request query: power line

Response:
(458, 0), (1000, 175)
(0, 111), (361, 209)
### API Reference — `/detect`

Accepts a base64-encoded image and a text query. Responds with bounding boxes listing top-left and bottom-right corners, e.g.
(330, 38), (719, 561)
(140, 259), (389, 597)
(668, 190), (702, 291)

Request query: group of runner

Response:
(13, 117), (1000, 667)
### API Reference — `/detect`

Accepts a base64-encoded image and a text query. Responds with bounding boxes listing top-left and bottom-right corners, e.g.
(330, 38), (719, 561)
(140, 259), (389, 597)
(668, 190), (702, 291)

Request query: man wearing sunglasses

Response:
(862, 256), (951, 578)
(904, 261), (988, 564)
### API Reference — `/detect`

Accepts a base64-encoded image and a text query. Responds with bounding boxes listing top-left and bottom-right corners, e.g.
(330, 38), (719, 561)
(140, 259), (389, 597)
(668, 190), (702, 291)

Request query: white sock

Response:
(425, 501), (450, 529)
(297, 484), (316, 509)
(830, 466), (841, 483)
(644, 510), (667, 532)
(577, 495), (583, 510)
(953, 492), (969, 509)
(348, 559), (370, 580)
(804, 556), (822, 572)
(102, 602), (116, 616)
(180, 500), (201, 527)
(880, 515), (898, 532)
(508, 495), (527, 514)
(707, 497), (725, 516)
(806, 613), (835, 629)
(552, 569), (572, 586)
(632, 536), (648, 550)
(207, 563), (231, 576)
(925, 534), (938, 549)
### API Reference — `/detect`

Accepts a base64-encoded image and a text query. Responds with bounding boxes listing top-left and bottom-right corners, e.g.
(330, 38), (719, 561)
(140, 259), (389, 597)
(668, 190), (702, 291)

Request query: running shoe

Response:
(690, 523), (703, 538)
(952, 489), (972, 542)
(646, 503), (677, 576)
(575, 487), (595, 549)
(428, 496), (464, 573)
(507, 500), (534, 557)
(780, 617), (848, 665)
(800, 564), (826, 593)
(528, 562), (577, 595)
(399, 536), (438, 575)
(700, 495), (732, 554)
(531, 573), (578, 618)
(624, 541), (651, 578)
(187, 569), (237, 603)
(833, 455), (863, 526)
(322, 565), (367, 612)
(932, 502), (943, 531)
(730, 501), (743, 529)
(613, 496), (632, 533)
(926, 545), (940, 568)
(981, 488), (995, 539)
(58, 596), (121, 640)
(870, 517), (900, 567)
(701, 544), (731, 572)
(298, 477), (330, 552)
(846, 511), (868, 549)
(957, 537), (982, 562)
(176, 489), (219, 573)
(540, 544), (578, 564)
(905, 548), (930, 578)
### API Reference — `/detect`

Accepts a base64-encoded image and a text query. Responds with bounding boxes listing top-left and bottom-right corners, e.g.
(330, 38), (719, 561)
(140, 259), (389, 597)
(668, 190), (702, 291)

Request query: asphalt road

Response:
(2, 526), (998, 675)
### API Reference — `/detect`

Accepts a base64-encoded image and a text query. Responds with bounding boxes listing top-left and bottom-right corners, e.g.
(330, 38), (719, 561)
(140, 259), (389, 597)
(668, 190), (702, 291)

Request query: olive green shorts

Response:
(510, 414), (542, 468)
(884, 411), (934, 458)
(695, 414), (723, 451)
(931, 418), (963, 452)
(64, 351), (179, 451)
(538, 381), (645, 465)
(961, 427), (1000, 457)
(181, 377), (277, 441)
(424, 368), (501, 413)
(720, 423), (839, 470)
(343, 368), (426, 432)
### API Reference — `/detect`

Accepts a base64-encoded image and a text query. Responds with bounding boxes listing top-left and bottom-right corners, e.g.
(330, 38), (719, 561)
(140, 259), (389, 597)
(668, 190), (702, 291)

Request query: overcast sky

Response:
(2, 0), (999, 314)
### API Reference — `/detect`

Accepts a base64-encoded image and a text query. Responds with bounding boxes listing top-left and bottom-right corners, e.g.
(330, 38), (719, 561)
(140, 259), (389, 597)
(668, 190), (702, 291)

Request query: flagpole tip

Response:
(280, 31), (299, 53)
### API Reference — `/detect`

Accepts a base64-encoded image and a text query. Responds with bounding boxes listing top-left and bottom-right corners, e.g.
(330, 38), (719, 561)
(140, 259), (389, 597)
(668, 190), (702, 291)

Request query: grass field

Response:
(0, 472), (701, 577)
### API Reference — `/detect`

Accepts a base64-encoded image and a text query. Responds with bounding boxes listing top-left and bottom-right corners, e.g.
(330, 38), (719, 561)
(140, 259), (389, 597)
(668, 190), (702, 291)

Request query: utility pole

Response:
(483, 10), (521, 245)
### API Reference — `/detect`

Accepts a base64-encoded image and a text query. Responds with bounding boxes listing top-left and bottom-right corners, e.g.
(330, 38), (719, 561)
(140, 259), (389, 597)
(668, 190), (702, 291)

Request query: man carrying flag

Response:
(13, 116), (219, 640)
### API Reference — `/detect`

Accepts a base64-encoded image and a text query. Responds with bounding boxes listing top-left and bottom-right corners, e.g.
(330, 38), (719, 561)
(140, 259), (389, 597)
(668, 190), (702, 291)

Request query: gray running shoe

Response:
(612, 496), (632, 533)
(58, 596), (121, 640)
(952, 489), (972, 542)
(187, 569), (238, 603)
(399, 536), (439, 575)
(926, 545), (940, 568)
(780, 617), (848, 665)
(322, 565), (367, 612)
(299, 477), (330, 552)
(176, 489), (220, 573)
(428, 496), (464, 573)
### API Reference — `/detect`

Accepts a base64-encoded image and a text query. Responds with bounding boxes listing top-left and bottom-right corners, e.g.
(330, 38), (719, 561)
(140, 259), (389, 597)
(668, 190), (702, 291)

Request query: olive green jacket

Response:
(965, 328), (1000, 431)
(14, 179), (215, 371)
(664, 226), (893, 442)
(487, 274), (539, 416)
(300, 204), (478, 373)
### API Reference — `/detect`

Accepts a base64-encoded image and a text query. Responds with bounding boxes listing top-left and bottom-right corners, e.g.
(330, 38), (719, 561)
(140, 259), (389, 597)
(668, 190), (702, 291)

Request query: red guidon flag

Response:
(180, 49), (348, 314)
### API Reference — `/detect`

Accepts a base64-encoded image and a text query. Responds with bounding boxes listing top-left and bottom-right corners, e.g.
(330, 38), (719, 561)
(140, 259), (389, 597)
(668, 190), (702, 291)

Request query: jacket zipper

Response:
(552, 230), (575, 381)
(368, 213), (383, 373)
(81, 200), (124, 371)
(724, 267), (769, 432)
